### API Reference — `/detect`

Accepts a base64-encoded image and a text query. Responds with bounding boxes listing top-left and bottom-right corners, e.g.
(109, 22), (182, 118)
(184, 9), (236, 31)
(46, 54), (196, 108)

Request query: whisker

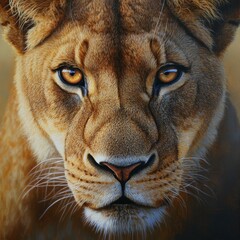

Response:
(153, 0), (166, 36)
(29, 167), (65, 177)
(39, 195), (74, 220)
(59, 199), (77, 222)
(71, 204), (80, 218)
(28, 158), (64, 174)
(155, 155), (213, 208)
(38, 187), (71, 203)
(22, 156), (65, 199)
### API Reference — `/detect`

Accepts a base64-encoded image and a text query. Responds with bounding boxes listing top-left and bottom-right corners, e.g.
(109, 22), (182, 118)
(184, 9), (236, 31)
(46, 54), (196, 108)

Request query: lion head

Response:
(0, 0), (239, 235)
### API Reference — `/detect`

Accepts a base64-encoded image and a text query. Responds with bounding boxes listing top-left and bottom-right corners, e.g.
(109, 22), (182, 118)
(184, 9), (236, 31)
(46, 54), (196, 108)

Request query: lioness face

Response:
(16, 0), (225, 234)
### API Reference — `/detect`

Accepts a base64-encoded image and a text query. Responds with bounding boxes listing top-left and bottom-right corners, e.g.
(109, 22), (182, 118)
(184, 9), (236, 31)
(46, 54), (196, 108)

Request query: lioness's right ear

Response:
(0, 0), (67, 54)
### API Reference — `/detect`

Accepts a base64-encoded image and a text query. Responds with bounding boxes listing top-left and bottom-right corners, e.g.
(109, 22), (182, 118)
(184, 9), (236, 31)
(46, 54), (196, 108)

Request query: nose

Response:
(100, 161), (144, 182)
(88, 154), (155, 183)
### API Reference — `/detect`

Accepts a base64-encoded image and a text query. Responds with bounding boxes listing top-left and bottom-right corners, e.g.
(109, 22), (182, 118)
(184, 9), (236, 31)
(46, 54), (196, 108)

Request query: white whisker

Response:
(153, 0), (166, 36)
(39, 195), (73, 220)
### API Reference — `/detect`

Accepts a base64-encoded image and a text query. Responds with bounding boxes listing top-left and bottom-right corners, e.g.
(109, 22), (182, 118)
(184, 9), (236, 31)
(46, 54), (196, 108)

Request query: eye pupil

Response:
(69, 70), (76, 76)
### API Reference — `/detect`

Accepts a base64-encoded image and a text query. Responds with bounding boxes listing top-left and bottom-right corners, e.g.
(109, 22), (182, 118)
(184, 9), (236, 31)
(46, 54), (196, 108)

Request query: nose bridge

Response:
(84, 68), (158, 156)
(86, 97), (158, 156)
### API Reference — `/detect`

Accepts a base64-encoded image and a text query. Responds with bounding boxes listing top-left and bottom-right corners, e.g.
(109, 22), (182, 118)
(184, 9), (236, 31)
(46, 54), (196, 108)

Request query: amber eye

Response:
(157, 65), (183, 84)
(153, 63), (188, 95)
(59, 67), (84, 86)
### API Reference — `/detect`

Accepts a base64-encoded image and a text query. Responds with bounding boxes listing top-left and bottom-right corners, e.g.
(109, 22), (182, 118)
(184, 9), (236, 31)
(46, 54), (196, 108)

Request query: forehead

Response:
(45, 0), (189, 76)
(70, 0), (166, 34)
(49, 0), (183, 61)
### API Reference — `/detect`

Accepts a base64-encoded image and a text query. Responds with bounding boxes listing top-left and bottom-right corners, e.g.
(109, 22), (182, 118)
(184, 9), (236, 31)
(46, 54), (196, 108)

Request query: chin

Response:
(83, 205), (166, 235)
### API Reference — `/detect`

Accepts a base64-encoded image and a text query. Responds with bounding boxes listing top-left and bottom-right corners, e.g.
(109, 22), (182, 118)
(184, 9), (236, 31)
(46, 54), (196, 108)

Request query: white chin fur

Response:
(84, 206), (166, 235)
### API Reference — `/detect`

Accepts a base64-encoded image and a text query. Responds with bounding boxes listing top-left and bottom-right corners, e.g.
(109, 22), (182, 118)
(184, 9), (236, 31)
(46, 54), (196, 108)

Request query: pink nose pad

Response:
(100, 161), (144, 182)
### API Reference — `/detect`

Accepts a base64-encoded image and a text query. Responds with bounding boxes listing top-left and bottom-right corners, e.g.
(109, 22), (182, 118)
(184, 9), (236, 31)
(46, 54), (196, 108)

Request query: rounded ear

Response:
(0, 0), (67, 54)
(167, 0), (240, 54)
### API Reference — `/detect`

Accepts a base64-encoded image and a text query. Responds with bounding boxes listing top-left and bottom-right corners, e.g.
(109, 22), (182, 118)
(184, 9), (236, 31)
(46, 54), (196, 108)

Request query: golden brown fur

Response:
(0, 0), (240, 239)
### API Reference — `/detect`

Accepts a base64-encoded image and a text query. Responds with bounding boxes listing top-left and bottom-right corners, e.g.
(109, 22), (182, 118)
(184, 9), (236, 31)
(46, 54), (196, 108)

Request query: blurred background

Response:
(0, 29), (240, 122)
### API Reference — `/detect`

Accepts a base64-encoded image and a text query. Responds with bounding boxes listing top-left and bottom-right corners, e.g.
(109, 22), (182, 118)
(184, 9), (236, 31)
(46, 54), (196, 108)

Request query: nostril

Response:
(144, 153), (156, 169)
(87, 153), (97, 166)
(125, 153), (156, 178)
(87, 153), (103, 170)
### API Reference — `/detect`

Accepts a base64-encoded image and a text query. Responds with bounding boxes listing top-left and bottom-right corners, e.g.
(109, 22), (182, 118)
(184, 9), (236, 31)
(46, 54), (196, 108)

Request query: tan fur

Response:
(168, 0), (227, 19)
(0, 0), (67, 52)
(0, 0), (240, 239)
(167, 0), (240, 50)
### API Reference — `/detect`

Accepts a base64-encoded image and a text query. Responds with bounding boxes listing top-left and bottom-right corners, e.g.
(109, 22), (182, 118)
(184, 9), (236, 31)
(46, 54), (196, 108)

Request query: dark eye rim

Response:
(153, 63), (190, 95)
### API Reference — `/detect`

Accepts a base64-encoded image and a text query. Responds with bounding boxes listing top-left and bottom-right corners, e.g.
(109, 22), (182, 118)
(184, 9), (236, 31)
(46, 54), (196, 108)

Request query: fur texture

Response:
(0, 0), (240, 239)
(0, 0), (67, 51)
(167, 0), (240, 49)
(168, 0), (228, 19)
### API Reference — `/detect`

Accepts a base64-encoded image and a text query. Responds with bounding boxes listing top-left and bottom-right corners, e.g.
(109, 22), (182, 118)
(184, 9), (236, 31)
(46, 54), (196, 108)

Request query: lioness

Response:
(0, 0), (240, 239)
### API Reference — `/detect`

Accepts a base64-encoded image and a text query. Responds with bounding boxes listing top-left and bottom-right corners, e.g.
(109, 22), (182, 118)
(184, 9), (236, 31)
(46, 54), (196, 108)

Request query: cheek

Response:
(150, 80), (208, 159)
(45, 82), (81, 124)
(28, 79), (81, 156)
(177, 117), (204, 159)
(168, 81), (198, 120)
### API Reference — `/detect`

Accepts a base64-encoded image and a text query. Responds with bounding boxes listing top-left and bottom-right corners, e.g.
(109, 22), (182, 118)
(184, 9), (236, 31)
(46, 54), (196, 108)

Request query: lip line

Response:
(87, 198), (169, 211)
(101, 195), (154, 210)
(95, 203), (156, 211)
(82, 194), (170, 211)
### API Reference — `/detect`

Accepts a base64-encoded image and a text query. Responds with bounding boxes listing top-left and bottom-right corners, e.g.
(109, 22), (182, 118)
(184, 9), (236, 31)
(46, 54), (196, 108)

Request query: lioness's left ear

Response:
(167, 0), (240, 55)
(0, 0), (67, 54)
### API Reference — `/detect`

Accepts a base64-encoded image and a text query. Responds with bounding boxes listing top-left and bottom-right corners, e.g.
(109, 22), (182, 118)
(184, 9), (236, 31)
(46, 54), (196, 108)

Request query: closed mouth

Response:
(111, 196), (135, 205)
(97, 195), (170, 211)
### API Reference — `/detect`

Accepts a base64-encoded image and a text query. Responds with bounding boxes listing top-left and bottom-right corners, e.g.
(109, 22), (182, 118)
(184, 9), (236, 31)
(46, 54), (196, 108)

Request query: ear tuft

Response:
(0, 0), (67, 53)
